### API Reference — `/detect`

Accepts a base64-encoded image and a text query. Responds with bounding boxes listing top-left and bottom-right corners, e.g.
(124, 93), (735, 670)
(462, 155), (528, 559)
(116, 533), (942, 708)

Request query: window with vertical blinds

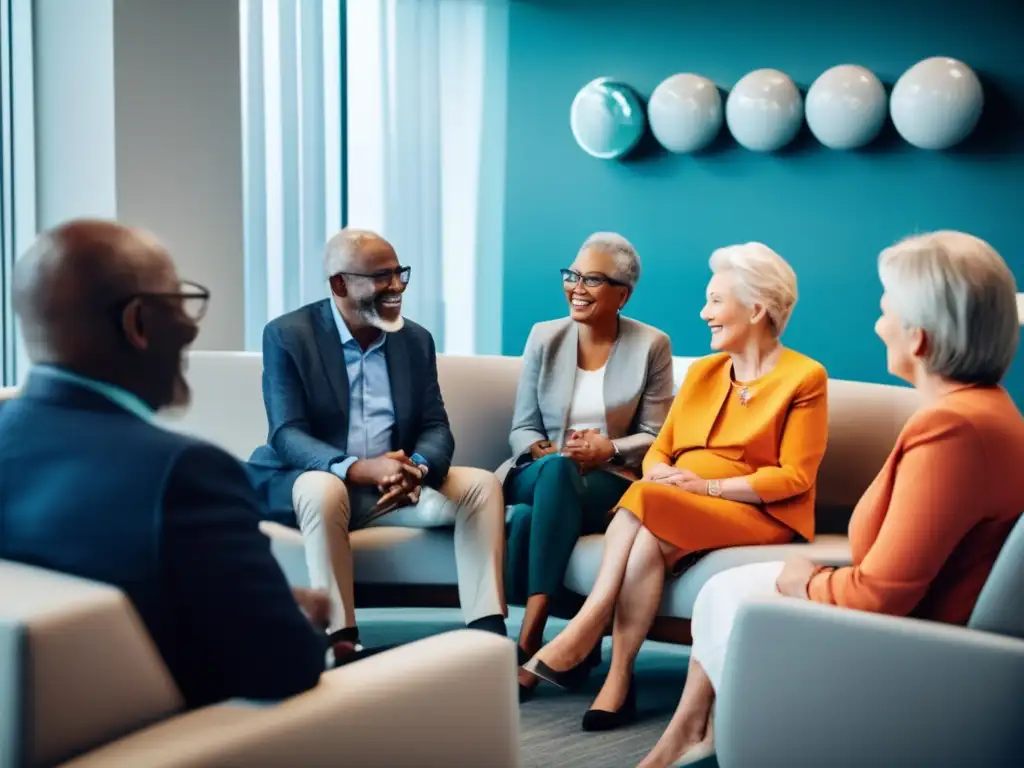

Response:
(239, 0), (507, 354)
(0, 0), (33, 387)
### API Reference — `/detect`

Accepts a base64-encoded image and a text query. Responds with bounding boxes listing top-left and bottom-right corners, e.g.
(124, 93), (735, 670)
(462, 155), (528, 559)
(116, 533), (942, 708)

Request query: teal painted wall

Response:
(501, 0), (1024, 399)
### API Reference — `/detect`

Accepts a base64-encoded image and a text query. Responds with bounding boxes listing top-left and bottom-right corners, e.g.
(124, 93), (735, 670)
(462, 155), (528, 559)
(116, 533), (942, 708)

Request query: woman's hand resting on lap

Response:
(643, 464), (707, 495)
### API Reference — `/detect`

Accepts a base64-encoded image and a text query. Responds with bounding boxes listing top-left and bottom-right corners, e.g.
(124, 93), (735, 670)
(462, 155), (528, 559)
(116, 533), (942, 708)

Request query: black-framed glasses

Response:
(335, 265), (412, 286)
(117, 279), (211, 322)
(560, 268), (627, 289)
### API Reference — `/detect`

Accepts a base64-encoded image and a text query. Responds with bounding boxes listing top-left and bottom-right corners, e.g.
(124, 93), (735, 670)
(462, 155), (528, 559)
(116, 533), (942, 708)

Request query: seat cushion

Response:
(259, 523), (459, 590)
(563, 534), (852, 619)
(263, 520), (849, 621)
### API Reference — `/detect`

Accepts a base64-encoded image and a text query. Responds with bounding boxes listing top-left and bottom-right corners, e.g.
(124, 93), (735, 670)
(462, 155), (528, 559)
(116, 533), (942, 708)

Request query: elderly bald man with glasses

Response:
(246, 228), (508, 665)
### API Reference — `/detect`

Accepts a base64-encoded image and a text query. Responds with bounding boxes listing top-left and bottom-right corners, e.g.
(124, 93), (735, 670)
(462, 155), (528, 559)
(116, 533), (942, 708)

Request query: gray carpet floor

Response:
(358, 607), (718, 768)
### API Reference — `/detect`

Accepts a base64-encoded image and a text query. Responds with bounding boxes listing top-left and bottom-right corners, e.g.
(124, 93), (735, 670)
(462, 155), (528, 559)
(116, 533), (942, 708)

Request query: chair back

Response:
(968, 514), (1024, 640)
(0, 560), (184, 767)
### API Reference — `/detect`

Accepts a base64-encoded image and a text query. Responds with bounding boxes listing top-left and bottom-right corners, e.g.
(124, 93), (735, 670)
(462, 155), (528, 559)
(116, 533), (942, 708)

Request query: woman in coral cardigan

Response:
(639, 231), (1024, 768)
(523, 242), (829, 730)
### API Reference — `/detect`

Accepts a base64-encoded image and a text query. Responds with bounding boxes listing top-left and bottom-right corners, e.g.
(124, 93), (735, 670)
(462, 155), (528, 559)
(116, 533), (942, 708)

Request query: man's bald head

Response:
(14, 219), (177, 366)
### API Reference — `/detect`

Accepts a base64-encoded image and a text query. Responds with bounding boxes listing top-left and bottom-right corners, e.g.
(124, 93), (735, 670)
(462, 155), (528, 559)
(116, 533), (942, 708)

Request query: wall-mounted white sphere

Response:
(805, 64), (887, 149)
(725, 68), (804, 152)
(648, 73), (723, 153)
(890, 56), (983, 149)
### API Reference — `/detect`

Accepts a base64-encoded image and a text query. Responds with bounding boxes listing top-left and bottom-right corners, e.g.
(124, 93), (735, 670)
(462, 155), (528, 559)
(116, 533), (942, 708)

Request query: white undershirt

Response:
(566, 366), (607, 437)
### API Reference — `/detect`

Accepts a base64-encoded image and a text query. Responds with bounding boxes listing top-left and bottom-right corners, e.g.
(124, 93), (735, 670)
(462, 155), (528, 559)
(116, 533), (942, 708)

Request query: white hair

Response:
(580, 232), (641, 288)
(879, 230), (1018, 385)
(709, 242), (798, 336)
(323, 228), (385, 279)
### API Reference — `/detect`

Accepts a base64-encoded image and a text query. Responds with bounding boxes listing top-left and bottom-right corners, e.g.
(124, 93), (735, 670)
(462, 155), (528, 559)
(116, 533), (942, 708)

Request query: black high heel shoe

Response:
(518, 647), (538, 702)
(524, 644), (601, 691)
(581, 677), (636, 732)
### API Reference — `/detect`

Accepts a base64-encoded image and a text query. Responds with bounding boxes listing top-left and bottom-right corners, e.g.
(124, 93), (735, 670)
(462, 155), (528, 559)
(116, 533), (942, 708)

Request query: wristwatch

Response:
(609, 444), (626, 466)
(706, 479), (722, 497)
(410, 452), (430, 475)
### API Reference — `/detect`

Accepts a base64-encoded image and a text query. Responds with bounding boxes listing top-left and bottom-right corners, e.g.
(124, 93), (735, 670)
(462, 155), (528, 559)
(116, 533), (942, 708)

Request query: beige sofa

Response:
(159, 351), (921, 628)
(0, 559), (519, 768)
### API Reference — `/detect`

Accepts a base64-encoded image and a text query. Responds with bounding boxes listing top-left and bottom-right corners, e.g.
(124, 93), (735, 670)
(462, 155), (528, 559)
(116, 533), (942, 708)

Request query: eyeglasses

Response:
(120, 280), (211, 321)
(560, 268), (628, 289)
(335, 266), (412, 286)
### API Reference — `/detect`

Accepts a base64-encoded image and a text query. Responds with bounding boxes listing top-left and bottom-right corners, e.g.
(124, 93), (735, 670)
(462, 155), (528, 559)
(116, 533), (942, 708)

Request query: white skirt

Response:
(690, 561), (785, 691)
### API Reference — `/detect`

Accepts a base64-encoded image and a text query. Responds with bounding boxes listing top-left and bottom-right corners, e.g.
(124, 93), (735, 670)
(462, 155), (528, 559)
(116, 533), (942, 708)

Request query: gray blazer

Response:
(497, 316), (674, 484)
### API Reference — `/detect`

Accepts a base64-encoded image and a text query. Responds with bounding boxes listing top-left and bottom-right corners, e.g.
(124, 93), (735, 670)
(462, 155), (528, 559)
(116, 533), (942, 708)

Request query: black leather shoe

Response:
(581, 678), (637, 732)
(329, 629), (396, 668)
(332, 643), (395, 667)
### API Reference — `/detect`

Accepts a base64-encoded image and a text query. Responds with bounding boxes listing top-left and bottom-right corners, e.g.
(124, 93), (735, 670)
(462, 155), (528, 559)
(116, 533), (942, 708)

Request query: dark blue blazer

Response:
(0, 374), (326, 709)
(246, 299), (455, 520)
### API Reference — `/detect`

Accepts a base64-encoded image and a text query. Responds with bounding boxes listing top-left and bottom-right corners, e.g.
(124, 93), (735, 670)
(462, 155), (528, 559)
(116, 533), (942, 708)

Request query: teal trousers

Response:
(505, 454), (632, 604)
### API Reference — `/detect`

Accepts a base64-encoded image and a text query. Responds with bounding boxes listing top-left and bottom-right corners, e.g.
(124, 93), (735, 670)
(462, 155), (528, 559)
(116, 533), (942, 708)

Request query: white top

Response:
(566, 366), (607, 438)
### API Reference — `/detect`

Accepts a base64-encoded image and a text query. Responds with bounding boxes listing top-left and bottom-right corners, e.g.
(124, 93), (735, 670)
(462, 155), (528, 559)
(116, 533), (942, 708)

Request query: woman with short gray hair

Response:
(499, 232), (674, 699)
(639, 231), (1024, 768)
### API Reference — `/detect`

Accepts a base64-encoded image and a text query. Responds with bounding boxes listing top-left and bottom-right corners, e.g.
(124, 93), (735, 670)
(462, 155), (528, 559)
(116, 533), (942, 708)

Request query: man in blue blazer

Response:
(0, 220), (328, 709)
(246, 229), (508, 659)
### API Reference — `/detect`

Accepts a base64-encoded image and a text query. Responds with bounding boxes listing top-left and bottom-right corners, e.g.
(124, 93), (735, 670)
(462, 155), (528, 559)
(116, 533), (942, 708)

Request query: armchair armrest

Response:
(64, 630), (519, 767)
(716, 600), (1024, 768)
(258, 520), (310, 588)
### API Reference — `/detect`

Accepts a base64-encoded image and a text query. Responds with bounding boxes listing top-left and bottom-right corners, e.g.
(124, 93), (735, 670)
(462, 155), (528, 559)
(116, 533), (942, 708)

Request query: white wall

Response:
(113, 0), (244, 350)
(33, 0), (118, 226)
(32, 0), (245, 351)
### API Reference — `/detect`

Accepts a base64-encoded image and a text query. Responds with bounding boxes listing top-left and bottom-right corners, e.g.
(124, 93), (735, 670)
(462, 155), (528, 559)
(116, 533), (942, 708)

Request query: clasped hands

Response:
(532, 428), (615, 472)
(350, 450), (427, 515)
(373, 450), (427, 514)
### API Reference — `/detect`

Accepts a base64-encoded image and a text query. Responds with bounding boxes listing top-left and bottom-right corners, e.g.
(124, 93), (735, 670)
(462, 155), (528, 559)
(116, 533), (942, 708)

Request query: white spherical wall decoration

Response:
(805, 65), (888, 149)
(890, 57), (983, 149)
(725, 69), (804, 152)
(647, 73), (723, 153)
(570, 77), (646, 160)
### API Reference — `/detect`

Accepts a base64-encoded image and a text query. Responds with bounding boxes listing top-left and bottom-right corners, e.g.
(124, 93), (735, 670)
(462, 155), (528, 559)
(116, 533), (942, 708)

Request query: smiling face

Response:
(875, 292), (923, 383)
(564, 246), (630, 325)
(332, 237), (406, 333)
(699, 271), (765, 353)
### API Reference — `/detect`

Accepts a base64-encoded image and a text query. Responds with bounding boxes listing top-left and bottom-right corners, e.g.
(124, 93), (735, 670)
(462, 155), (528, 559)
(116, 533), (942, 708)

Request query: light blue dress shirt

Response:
(33, 365), (155, 422)
(329, 301), (396, 480)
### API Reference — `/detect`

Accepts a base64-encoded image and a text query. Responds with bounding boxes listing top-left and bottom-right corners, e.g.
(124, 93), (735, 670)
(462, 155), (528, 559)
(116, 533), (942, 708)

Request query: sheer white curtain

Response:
(241, 0), (343, 350)
(242, 0), (507, 354)
(347, 0), (507, 354)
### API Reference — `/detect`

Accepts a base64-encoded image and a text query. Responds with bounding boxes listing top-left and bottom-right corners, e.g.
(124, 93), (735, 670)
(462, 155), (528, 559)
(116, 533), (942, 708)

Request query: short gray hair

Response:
(879, 230), (1018, 385)
(323, 228), (384, 278)
(709, 242), (798, 336)
(579, 232), (641, 288)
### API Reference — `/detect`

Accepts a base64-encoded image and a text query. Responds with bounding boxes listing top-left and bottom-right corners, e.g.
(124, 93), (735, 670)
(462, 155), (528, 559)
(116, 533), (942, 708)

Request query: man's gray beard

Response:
(359, 303), (405, 333)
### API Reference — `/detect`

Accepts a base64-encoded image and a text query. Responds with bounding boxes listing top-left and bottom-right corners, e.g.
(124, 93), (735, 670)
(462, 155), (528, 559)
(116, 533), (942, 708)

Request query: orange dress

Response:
(618, 348), (829, 555)
(808, 385), (1024, 624)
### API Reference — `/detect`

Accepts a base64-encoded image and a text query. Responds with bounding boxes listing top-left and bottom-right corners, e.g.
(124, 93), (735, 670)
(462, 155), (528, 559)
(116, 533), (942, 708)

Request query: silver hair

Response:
(579, 232), (641, 288)
(323, 228), (385, 279)
(878, 230), (1018, 385)
(709, 242), (798, 336)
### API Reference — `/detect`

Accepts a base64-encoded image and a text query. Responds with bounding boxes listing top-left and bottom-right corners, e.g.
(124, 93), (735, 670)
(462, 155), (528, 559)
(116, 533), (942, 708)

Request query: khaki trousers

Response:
(291, 466), (507, 631)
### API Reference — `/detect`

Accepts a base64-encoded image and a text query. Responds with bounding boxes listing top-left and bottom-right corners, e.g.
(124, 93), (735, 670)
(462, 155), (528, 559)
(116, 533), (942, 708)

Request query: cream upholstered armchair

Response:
(0, 560), (520, 768)
(715, 515), (1024, 767)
